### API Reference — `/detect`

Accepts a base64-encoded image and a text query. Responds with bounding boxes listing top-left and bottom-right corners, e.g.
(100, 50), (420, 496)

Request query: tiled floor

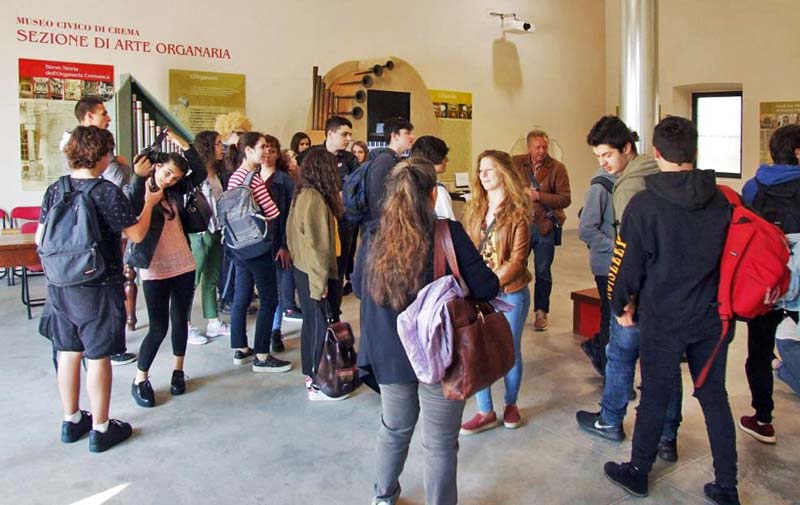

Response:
(0, 230), (797, 504)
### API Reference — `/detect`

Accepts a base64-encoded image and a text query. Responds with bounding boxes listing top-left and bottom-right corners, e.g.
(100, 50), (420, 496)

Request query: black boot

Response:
(170, 370), (186, 396)
(131, 379), (155, 408)
(703, 482), (740, 505)
(604, 462), (648, 497)
(657, 439), (678, 462)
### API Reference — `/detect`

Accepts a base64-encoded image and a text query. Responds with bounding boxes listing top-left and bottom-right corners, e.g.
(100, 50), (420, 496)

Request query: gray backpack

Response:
(216, 171), (270, 259)
(38, 176), (107, 286)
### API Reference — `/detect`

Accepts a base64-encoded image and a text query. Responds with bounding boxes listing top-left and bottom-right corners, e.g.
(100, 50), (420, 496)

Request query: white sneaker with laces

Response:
(205, 320), (230, 338)
(187, 326), (209, 346)
(308, 385), (349, 402)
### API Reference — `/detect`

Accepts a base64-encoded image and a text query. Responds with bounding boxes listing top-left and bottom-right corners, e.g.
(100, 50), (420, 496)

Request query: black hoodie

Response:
(608, 169), (731, 335)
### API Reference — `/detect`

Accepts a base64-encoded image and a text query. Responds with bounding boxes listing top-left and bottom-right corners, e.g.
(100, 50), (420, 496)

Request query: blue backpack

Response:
(342, 159), (373, 225)
(38, 176), (107, 286)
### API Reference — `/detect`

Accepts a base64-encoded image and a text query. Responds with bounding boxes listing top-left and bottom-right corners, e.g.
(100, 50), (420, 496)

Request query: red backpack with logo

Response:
(695, 185), (791, 388)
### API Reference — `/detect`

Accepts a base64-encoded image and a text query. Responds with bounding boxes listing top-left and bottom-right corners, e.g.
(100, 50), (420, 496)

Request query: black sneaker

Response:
(576, 410), (625, 441)
(233, 349), (254, 365)
(252, 355), (292, 373)
(604, 461), (648, 497)
(110, 352), (137, 366)
(342, 282), (353, 296)
(131, 379), (155, 408)
(89, 419), (132, 453)
(61, 410), (92, 443)
(703, 482), (741, 505)
(170, 370), (185, 396)
(283, 309), (303, 321)
(657, 439), (678, 462)
(271, 329), (285, 353)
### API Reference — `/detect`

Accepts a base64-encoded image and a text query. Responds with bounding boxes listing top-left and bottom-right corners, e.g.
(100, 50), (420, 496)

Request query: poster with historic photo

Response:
(760, 101), (800, 165)
(429, 89), (472, 188)
(19, 59), (114, 191)
(169, 69), (245, 134)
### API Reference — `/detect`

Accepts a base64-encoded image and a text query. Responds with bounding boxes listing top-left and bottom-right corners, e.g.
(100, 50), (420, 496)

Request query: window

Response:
(692, 91), (742, 178)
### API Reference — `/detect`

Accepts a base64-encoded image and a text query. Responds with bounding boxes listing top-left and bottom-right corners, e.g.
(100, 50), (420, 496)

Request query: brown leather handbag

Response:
(434, 220), (515, 401)
(315, 301), (360, 398)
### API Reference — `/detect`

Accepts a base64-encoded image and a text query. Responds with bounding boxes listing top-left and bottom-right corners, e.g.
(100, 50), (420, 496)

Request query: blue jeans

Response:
(272, 264), (300, 332)
(476, 287), (531, 411)
(230, 253), (278, 355)
(529, 225), (555, 312)
(600, 317), (682, 441)
(776, 338), (800, 396)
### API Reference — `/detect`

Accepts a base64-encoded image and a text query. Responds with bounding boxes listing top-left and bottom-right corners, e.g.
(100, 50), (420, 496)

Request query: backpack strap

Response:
(243, 170), (256, 187)
(717, 184), (742, 206)
(58, 175), (72, 197)
(433, 219), (461, 281)
(590, 176), (614, 194)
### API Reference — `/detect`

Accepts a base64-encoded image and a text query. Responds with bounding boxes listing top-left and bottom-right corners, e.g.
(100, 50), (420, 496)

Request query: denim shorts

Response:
(43, 283), (126, 359)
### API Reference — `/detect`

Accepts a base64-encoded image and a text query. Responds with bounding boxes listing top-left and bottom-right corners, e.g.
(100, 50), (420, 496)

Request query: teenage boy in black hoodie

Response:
(603, 116), (740, 505)
(737, 124), (800, 444)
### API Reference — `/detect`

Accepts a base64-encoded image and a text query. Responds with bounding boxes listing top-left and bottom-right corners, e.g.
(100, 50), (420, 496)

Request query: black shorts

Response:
(43, 284), (126, 359)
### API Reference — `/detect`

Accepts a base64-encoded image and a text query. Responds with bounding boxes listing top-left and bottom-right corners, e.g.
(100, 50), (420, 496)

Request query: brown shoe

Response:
(534, 310), (548, 331)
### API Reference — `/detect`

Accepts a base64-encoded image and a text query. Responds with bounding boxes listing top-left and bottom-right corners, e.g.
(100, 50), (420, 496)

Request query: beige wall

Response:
(605, 0), (800, 190)
(3, 0), (607, 229)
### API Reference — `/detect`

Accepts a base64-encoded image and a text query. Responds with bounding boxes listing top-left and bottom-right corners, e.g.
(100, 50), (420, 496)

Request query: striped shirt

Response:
(228, 167), (280, 220)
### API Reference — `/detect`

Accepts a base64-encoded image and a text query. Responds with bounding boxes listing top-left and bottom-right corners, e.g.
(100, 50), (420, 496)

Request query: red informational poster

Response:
(18, 58), (114, 190)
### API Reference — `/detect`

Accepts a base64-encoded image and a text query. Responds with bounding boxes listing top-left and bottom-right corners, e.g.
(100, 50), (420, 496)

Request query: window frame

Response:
(691, 90), (743, 179)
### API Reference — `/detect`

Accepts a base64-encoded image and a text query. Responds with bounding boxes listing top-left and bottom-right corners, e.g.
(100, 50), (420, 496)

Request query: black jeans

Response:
(230, 253), (278, 355)
(294, 268), (334, 377)
(745, 309), (786, 423)
(138, 271), (196, 372)
(338, 222), (358, 280)
(631, 323), (737, 487)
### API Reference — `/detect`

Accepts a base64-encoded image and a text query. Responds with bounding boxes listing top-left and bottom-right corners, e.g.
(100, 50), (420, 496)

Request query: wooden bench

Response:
(570, 287), (601, 338)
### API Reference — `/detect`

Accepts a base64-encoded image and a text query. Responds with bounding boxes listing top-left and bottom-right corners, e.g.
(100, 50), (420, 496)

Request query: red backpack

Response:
(695, 185), (791, 388)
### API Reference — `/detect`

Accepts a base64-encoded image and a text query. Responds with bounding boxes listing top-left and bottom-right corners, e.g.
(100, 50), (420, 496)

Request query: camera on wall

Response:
(490, 12), (535, 33)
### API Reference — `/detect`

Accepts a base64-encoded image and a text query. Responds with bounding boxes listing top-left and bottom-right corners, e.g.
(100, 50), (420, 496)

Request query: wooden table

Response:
(0, 232), (38, 268)
(570, 287), (602, 338)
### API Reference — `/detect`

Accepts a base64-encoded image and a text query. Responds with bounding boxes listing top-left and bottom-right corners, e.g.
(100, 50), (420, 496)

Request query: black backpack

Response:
(750, 178), (800, 234)
(577, 175), (615, 219)
(342, 159), (372, 225)
(38, 176), (107, 287)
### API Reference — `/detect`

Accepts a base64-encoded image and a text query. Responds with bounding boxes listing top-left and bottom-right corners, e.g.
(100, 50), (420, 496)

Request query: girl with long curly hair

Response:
(355, 158), (499, 505)
(287, 149), (344, 400)
(460, 150), (533, 435)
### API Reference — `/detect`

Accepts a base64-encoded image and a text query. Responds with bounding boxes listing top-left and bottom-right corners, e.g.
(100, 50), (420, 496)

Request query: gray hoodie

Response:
(579, 168), (618, 275)
(612, 153), (658, 226)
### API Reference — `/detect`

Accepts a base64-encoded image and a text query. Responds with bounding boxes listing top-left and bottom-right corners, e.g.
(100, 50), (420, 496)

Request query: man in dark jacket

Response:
(296, 116), (359, 321)
(603, 117), (740, 505)
(737, 124), (800, 444)
(364, 117), (415, 224)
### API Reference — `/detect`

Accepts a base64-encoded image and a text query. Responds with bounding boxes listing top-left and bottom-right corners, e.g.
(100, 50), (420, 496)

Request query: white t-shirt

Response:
(776, 316), (800, 342)
(434, 183), (455, 220)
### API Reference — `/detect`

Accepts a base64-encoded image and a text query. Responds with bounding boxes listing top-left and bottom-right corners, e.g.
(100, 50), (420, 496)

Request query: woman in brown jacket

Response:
(460, 150), (533, 435)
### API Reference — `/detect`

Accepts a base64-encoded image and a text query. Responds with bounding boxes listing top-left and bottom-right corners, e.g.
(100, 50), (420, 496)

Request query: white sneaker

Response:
(308, 385), (349, 402)
(205, 320), (230, 338)
(187, 326), (209, 346)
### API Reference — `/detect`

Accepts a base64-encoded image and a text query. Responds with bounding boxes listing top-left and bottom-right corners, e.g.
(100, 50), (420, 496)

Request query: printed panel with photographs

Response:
(429, 89), (472, 188)
(19, 58), (114, 191)
(760, 101), (800, 165)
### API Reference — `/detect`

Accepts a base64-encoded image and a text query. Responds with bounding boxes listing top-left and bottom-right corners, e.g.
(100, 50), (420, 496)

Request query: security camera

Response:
(505, 18), (534, 32)
(490, 12), (535, 33)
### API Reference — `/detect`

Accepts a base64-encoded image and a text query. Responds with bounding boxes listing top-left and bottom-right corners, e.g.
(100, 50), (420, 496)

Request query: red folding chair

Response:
(9, 207), (41, 286)
(19, 222), (45, 319)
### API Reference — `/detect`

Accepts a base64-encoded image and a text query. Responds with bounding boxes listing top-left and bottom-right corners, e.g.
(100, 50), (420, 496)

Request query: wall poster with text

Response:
(429, 89), (472, 188)
(19, 58), (114, 191)
(760, 101), (800, 165)
(169, 69), (245, 134)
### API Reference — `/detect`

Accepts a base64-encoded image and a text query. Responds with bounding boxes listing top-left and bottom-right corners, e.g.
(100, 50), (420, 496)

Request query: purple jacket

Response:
(397, 275), (513, 384)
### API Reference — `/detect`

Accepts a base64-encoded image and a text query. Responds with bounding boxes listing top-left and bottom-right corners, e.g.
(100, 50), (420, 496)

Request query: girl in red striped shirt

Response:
(226, 132), (292, 373)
